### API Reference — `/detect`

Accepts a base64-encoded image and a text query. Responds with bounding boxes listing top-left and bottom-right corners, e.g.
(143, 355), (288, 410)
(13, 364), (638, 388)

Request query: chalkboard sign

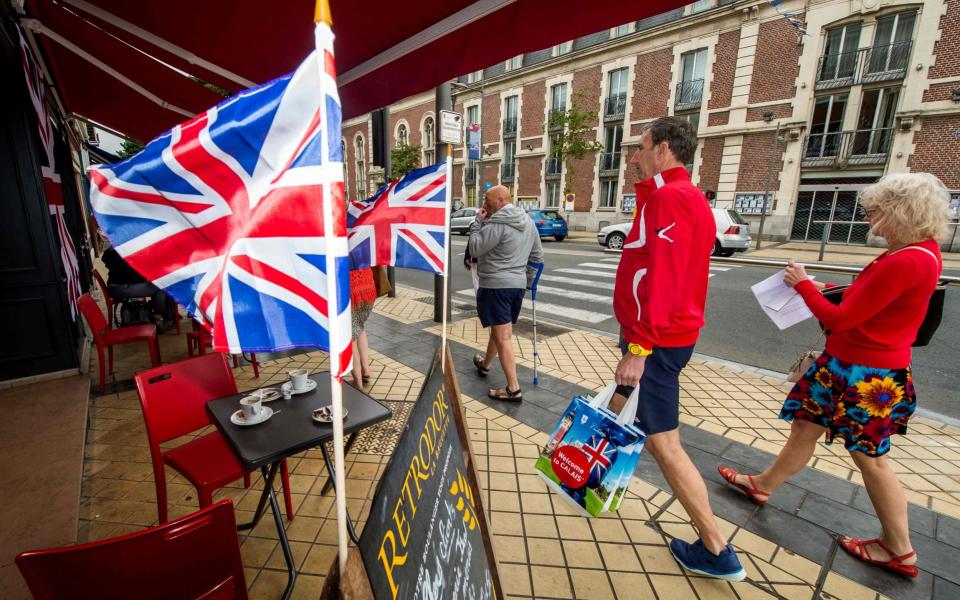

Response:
(358, 346), (501, 599)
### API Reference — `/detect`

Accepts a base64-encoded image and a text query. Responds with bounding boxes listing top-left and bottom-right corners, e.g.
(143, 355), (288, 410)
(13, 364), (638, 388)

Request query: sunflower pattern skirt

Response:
(780, 351), (916, 456)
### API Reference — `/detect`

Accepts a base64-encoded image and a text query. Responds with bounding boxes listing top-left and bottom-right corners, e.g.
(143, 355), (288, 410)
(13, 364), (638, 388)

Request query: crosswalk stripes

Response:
(454, 290), (609, 324)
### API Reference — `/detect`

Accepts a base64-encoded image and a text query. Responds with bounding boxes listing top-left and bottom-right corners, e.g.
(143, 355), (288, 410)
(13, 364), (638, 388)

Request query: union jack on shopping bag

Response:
(347, 162), (448, 273)
(88, 25), (352, 375)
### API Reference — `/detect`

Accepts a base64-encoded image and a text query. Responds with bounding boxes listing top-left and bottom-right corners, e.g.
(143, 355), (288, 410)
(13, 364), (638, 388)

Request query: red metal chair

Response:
(16, 500), (247, 600)
(90, 270), (114, 329)
(187, 322), (260, 378)
(134, 353), (293, 524)
(77, 293), (160, 393)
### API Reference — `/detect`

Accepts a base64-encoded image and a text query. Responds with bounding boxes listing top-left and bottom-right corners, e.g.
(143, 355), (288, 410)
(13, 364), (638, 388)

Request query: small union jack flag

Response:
(347, 162), (448, 274)
(583, 434), (618, 487)
(89, 23), (352, 375)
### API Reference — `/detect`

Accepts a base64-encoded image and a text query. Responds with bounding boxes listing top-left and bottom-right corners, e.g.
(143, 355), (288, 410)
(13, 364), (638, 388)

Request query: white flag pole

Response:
(441, 152), (453, 371)
(315, 0), (350, 574)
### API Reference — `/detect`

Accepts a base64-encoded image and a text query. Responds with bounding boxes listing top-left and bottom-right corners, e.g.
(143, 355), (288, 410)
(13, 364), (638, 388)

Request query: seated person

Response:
(102, 247), (170, 324)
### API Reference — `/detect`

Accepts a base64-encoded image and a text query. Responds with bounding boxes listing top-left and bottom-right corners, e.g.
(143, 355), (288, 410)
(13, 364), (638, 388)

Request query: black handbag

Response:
(818, 282), (945, 348)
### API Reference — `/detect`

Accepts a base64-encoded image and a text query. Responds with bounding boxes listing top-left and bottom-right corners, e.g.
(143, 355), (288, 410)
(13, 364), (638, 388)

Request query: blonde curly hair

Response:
(859, 172), (952, 243)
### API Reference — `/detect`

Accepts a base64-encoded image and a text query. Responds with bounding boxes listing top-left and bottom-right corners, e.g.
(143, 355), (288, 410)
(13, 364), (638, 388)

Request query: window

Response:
(466, 70), (483, 84)
(546, 182), (561, 208)
(341, 139), (349, 201)
(599, 180), (619, 209)
(422, 116), (435, 165)
(681, 49), (707, 84)
(734, 193), (773, 215)
(868, 12), (915, 74)
(546, 134), (563, 177)
(466, 187), (477, 207)
(354, 136), (367, 199)
(949, 192), (959, 219)
(614, 23), (633, 37)
(550, 83), (568, 113)
(690, 0), (711, 13)
(396, 123), (409, 147)
(676, 49), (707, 110)
(819, 23), (861, 82)
(506, 55), (523, 71)
(553, 41), (572, 57)
(502, 140), (516, 180)
(852, 87), (898, 156)
(806, 94), (848, 158)
(503, 96), (518, 136)
(601, 124), (623, 172)
(467, 105), (479, 127)
(605, 68), (629, 117)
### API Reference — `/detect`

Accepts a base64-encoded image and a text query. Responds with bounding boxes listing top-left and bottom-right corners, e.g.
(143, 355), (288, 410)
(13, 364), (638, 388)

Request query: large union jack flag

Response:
(346, 162), (448, 274)
(89, 24), (351, 374)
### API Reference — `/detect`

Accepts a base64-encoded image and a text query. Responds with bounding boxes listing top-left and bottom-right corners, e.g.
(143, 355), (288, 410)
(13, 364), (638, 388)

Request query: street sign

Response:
(564, 193), (575, 213)
(621, 194), (636, 214)
(484, 181), (492, 190)
(439, 110), (463, 144)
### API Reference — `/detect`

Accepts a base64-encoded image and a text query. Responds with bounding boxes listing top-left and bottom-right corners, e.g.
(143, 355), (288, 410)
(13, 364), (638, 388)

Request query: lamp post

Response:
(756, 112), (783, 250)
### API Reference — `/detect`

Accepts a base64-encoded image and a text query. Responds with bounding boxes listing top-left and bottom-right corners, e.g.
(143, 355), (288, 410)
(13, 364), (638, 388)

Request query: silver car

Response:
(597, 207), (752, 256)
(450, 207), (479, 235)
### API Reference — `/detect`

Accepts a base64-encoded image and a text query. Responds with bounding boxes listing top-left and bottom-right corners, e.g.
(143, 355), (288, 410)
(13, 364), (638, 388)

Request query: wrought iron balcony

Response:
(815, 41), (912, 90)
(604, 94), (627, 120)
(599, 152), (621, 175)
(675, 79), (704, 111)
(501, 162), (516, 181)
(502, 117), (518, 137)
(545, 157), (562, 179)
(465, 164), (477, 184)
(801, 128), (894, 168)
(547, 108), (566, 131)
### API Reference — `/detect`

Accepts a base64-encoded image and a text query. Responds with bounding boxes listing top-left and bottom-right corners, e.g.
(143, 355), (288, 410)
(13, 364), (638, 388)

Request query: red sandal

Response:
(839, 536), (918, 577)
(718, 466), (770, 506)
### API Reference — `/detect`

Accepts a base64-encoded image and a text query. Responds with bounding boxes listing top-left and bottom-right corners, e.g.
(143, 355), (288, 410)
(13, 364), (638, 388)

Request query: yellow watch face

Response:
(628, 343), (649, 356)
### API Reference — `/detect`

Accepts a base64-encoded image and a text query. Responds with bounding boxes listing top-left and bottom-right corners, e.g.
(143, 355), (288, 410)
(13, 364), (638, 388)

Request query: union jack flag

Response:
(346, 162), (448, 274)
(89, 24), (352, 375)
(582, 434), (618, 487)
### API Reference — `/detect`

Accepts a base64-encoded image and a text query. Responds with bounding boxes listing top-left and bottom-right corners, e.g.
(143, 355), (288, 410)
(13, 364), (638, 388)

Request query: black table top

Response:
(206, 373), (392, 470)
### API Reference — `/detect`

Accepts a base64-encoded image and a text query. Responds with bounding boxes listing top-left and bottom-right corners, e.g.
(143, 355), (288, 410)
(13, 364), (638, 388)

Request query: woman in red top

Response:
(350, 268), (377, 390)
(719, 173), (951, 577)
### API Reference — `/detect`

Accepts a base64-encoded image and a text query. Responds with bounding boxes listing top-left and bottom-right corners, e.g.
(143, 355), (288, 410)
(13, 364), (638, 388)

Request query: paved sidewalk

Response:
(744, 242), (960, 271)
(63, 288), (960, 599)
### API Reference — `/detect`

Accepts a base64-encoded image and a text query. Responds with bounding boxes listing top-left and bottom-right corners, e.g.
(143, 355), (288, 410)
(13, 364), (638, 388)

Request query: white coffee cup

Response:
(240, 395), (262, 419)
(288, 369), (309, 392)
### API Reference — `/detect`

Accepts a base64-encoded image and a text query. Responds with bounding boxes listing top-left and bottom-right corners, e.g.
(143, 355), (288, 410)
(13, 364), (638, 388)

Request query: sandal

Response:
(839, 536), (918, 578)
(473, 354), (490, 378)
(488, 387), (522, 402)
(362, 374), (371, 384)
(718, 466), (770, 506)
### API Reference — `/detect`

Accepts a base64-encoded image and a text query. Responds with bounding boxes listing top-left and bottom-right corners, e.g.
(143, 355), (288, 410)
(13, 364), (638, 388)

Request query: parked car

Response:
(527, 209), (568, 241)
(450, 207), (479, 234)
(596, 207), (751, 256)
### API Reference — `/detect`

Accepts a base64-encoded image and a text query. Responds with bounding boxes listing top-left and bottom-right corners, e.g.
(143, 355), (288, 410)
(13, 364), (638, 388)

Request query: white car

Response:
(450, 207), (479, 234)
(597, 207), (752, 256)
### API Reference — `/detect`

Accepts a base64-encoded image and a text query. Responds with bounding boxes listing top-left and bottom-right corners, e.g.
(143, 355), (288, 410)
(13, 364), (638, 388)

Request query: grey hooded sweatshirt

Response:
(467, 204), (544, 289)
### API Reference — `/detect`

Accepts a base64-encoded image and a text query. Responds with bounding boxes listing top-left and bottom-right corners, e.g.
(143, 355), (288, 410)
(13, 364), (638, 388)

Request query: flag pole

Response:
(441, 150), (452, 371)
(315, 0), (350, 575)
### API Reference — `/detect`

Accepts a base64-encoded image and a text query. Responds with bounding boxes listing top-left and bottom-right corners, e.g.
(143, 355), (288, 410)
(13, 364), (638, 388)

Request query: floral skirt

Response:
(780, 351), (916, 456)
(351, 301), (374, 339)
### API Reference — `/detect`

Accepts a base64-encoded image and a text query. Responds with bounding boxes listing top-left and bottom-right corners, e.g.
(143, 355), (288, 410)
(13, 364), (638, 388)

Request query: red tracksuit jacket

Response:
(614, 167), (715, 349)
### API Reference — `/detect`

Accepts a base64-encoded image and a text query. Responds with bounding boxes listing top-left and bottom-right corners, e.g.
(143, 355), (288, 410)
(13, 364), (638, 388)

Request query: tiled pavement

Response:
(73, 288), (960, 599)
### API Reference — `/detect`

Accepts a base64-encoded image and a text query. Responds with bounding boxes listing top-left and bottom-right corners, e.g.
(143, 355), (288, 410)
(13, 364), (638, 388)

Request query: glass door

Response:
(869, 12), (915, 73)
(807, 94), (848, 158)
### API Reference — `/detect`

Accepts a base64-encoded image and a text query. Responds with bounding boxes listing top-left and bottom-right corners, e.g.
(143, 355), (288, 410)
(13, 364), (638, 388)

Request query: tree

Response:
(547, 92), (604, 194)
(116, 139), (144, 159)
(390, 143), (422, 179)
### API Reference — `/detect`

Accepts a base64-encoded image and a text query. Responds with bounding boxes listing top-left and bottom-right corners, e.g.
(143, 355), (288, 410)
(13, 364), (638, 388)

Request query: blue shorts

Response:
(477, 287), (524, 328)
(617, 341), (695, 435)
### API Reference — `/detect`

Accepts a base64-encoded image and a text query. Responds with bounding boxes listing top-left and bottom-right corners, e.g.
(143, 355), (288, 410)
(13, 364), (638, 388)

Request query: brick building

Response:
(341, 0), (960, 245)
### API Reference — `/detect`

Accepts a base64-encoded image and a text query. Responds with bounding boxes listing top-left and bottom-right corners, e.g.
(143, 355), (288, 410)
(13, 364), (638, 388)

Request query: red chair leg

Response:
(251, 353), (260, 378)
(95, 345), (106, 393)
(280, 459), (294, 521)
(154, 472), (168, 524)
(146, 335), (160, 368)
(154, 336), (162, 365)
(107, 345), (114, 375)
(232, 355), (239, 368)
(197, 487), (214, 509)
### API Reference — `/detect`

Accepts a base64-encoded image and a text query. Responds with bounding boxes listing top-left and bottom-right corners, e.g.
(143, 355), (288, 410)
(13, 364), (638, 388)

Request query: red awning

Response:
(24, 0), (686, 140)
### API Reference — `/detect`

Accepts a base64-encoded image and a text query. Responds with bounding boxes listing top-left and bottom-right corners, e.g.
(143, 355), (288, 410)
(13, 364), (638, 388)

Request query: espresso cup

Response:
(288, 369), (309, 392)
(240, 395), (262, 419)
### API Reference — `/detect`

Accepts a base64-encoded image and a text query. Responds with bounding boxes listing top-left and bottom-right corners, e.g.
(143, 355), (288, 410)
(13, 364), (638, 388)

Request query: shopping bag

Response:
(535, 384), (645, 517)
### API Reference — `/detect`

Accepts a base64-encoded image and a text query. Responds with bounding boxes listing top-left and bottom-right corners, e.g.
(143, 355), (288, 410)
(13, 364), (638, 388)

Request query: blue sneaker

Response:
(669, 538), (747, 581)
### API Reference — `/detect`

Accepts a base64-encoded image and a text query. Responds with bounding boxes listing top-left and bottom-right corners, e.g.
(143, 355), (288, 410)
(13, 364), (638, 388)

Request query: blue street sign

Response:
(485, 182), (492, 189)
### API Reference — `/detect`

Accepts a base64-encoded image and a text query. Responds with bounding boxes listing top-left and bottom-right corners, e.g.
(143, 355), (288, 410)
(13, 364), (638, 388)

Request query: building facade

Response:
(341, 0), (960, 246)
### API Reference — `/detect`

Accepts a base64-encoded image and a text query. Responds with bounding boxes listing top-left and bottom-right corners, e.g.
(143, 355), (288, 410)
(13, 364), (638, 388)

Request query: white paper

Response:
(470, 264), (480, 294)
(751, 270), (815, 330)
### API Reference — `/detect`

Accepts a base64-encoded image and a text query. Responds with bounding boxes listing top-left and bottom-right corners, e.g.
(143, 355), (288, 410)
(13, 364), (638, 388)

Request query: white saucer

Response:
(312, 406), (348, 423)
(282, 379), (317, 395)
(230, 406), (274, 426)
(249, 388), (281, 402)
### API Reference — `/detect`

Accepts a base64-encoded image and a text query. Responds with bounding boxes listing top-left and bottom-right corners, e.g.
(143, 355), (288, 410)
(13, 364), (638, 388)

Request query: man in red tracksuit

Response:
(614, 117), (746, 580)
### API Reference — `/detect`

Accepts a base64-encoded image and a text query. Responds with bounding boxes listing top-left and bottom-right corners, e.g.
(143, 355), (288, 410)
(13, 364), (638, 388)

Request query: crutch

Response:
(527, 261), (545, 386)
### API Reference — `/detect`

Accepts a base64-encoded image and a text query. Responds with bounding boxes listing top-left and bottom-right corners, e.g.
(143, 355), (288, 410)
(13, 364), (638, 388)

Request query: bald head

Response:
(482, 185), (512, 216)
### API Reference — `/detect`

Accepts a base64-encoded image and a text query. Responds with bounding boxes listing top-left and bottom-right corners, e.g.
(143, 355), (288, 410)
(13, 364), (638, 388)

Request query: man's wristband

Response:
(627, 343), (652, 357)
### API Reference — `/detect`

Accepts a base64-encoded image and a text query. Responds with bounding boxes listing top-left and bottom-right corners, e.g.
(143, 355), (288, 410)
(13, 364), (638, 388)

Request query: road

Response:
(395, 237), (960, 421)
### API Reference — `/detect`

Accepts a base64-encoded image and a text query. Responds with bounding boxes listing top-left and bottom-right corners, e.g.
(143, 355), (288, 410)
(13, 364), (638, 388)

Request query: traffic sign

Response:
(564, 193), (575, 212)
(439, 110), (463, 144)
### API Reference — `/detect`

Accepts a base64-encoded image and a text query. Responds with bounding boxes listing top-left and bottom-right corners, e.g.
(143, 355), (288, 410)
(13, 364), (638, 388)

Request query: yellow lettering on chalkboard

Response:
(377, 530), (407, 599)
(393, 496), (411, 546)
